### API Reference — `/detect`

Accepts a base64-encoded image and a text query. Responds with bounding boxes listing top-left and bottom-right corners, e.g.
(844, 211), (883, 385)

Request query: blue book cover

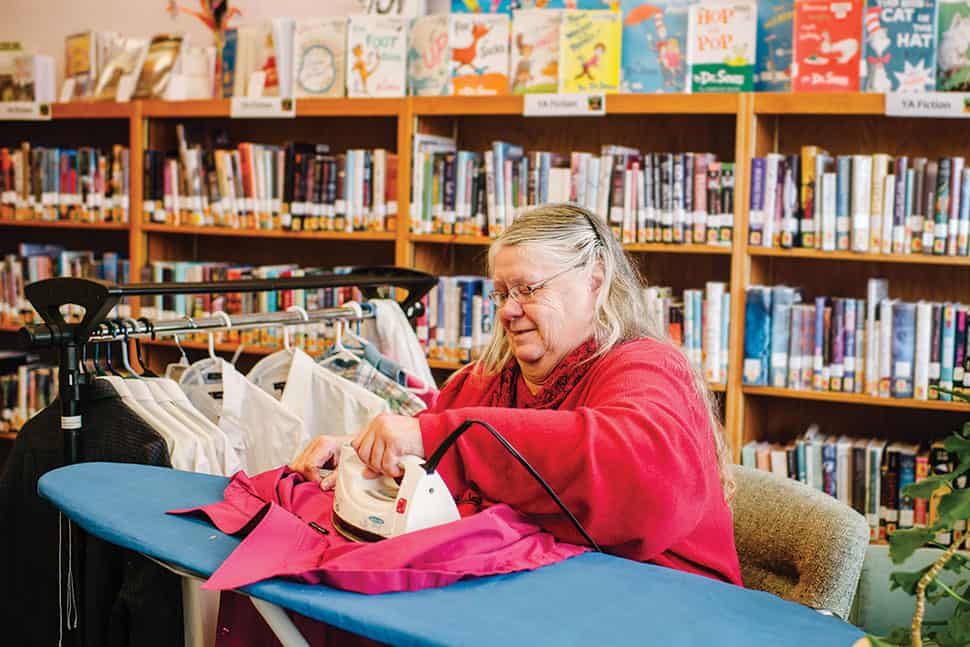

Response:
(221, 28), (238, 99)
(863, 0), (938, 92)
(822, 439), (837, 498)
(620, 0), (693, 93)
(898, 447), (917, 528)
(844, 298), (857, 392)
(940, 303), (957, 399)
(770, 286), (798, 388)
(743, 286), (771, 385)
(892, 301), (917, 398)
(755, 0), (793, 91)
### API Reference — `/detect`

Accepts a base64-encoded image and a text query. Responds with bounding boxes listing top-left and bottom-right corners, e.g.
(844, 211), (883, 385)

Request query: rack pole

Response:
(59, 340), (82, 466)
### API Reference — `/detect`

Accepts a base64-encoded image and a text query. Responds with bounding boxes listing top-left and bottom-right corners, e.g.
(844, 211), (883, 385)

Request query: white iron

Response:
(331, 443), (460, 542)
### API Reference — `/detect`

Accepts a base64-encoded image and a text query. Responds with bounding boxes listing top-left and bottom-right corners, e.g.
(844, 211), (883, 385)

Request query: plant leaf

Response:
(937, 489), (970, 528)
(890, 527), (939, 564)
(946, 553), (969, 574)
(904, 475), (954, 499)
(943, 436), (970, 464)
(891, 566), (941, 596)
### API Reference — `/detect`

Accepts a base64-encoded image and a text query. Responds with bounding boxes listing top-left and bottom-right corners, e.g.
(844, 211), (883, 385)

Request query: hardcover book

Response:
(347, 16), (408, 97)
(65, 32), (97, 99)
(620, 0), (694, 93)
(408, 14), (451, 96)
(293, 19), (347, 98)
(686, 1), (757, 92)
(792, 0), (864, 92)
(510, 9), (562, 94)
(861, 0), (937, 92)
(134, 34), (184, 100)
(755, 0), (794, 91)
(449, 13), (510, 95)
(559, 9), (623, 92)
(937, 0), (970, 90)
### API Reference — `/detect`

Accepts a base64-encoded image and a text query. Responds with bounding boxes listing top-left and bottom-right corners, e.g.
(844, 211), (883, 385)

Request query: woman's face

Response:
(492, 245), (601, 383)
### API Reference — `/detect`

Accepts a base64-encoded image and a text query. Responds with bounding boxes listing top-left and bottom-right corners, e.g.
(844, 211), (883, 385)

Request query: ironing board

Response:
(39, 462), (865, 647)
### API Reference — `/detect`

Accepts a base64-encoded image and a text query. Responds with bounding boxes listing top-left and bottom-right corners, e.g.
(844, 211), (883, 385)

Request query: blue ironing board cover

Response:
(39, 462), (864, 647)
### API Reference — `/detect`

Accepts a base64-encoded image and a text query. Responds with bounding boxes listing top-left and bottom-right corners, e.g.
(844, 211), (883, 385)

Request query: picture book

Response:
(292, 18), (347, 98)
(347, 15), (408, 97)
(257, 22), (280, 96)
(559, 9), (622, 92)
(510, 9), (562, 93)
(13, 55), (55, 102)
(937, 0), (970, 90)
(792, 0), (864, 92)
(0, 42), (23, 102)
(451, 1), (615, 11)
(620, 0), (693, 93)
(408, 14), (451, 96)
(450, 13), (510, 95)
(134, 34), (184, 99)
(65, 31), (97, 99)
(94, 36), (149, 101)
(755, 0), (794, 91)
(862, 0), (937, 92)
(686, 1), (757, 92)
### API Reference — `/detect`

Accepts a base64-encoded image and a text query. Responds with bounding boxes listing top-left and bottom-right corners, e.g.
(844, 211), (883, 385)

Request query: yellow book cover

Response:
(558, 10), (621, 93)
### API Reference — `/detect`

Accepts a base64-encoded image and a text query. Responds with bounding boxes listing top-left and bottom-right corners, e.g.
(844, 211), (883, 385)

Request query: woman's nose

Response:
(499, 297), (523, 321)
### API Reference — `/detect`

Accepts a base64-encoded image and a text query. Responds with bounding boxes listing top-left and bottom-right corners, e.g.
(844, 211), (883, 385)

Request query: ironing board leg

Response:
(250, 597), (311, 647)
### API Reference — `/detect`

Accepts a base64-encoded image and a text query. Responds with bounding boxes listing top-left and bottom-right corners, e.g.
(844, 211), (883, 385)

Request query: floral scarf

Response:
(484, 338), (600, 410)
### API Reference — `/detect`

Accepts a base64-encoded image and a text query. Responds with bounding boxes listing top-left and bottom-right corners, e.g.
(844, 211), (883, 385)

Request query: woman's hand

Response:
(352, 413), (425, 479)
(290, 434), (354, 490)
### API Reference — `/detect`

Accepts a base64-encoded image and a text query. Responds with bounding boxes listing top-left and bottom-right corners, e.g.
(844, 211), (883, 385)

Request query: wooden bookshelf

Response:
(0, 218), (129, 231)
(0, 432), (16, 442)
(749, 247), (970, 267)
(429, 359), (465, 371)
(625, 243), (732, 255)
(411, 234), (494, 246)
(50, 102), (136, 119)
(142, 223), (397, 241)
(743, 386), (970, 413)
(753, 92), (885, 115)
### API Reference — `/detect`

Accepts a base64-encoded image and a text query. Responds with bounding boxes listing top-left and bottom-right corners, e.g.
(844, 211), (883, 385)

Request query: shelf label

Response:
(0, 102), (52, 121)
(230, 97), (296, 119)
(523, 93), (606, 117)
(885, 92), (970, 119)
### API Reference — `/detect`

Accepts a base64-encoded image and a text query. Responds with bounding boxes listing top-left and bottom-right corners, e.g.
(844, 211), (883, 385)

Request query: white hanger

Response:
(208, 311), (232, 359)
(283, 305), (309, 351)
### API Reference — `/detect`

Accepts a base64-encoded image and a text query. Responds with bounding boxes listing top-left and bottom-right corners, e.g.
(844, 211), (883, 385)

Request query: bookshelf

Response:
(3, 94), (968, 462)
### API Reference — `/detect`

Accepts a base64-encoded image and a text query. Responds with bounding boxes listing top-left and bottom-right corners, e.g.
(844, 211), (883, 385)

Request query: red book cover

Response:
(792, 0), (864, 92)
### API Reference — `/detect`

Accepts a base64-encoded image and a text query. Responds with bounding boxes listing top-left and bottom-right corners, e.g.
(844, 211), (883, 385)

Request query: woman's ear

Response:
(589, 261), (605, 294)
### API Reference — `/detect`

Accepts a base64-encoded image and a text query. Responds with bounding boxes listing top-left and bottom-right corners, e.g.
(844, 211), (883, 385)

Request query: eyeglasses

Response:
(488, 265), (581, 308)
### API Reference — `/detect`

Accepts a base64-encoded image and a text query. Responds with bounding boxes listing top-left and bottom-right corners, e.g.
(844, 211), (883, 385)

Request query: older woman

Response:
(293, 203), (741, 586)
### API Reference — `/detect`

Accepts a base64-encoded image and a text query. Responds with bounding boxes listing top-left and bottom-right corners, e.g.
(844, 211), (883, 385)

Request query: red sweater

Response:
(418, 337), (743, 586)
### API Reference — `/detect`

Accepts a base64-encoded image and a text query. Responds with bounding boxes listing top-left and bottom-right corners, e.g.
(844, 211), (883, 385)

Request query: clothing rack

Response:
(18, 266), (437, 466)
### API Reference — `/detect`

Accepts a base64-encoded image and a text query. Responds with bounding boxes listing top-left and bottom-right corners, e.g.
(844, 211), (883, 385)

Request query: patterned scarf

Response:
(485, 338), (600, 410)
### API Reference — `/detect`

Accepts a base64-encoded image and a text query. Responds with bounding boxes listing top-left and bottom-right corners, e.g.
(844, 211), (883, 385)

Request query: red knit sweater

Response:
(418, 337), (742, 586)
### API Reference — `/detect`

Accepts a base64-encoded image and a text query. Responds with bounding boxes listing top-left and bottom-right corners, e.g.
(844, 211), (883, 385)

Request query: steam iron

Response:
(332, 443), (460, 543)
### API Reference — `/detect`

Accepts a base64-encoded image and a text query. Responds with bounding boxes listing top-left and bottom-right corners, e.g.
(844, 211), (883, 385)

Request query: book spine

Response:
(836, 155), (851, 251)
(892, 301), (917, 399)
(914, 301), (932, 401)
(934, 158), (951, 256)
(743, 286), (772, 385)
(851, 154), (871, 252)
(830, 298), (845, 391)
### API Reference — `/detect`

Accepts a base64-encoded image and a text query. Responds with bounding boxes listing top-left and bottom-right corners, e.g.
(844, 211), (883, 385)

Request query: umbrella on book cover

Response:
(623, 3), (667, 40)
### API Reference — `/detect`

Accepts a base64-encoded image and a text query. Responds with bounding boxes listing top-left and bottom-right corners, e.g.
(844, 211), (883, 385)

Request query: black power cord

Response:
(423, 419), (602, 553)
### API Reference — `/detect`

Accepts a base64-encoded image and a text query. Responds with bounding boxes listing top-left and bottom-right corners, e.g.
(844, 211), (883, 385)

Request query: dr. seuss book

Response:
(686, 1), (757, 92)
(511, 9), (562, 93)
(452, 1), (614, 11)
(620, 0), (693, 93)
(408, 14), (451, 96)
(292, 19), (347, 98)
(937, 0), (970, 90)
(347, 15), (407, 97)
(450, 13), (510, 94)
(755, 0), (794, 91)
(861, 0), (937, 92)
(559, 10), (622, 92)
(792, 0), (864, 92)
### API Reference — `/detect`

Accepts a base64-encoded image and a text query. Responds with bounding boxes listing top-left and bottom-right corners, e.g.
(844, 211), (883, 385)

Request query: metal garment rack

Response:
(18, 266), (436, 465)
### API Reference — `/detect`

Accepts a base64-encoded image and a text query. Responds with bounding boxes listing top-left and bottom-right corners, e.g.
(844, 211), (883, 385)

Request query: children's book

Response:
(450, 13), (510, 94)
(620, 0), (693, 93)
(792, 0), (864, 92)
(408, 14), (451, 96)
(65, 32), (97, 99)
(292, 19), (347, 98)
(559, 9), (622, 92)
(686, 1), (757, 92)
(937, 0), (970, 90)
(862, 0), (937, 92)
(755, 0), (794, 91)
(510, 9), (562, 93)
(347, 16), (408, 97)
(452, 1), (613, 11)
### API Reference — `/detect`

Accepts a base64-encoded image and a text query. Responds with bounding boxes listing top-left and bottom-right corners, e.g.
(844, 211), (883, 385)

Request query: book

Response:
(510, 9), (562, 94)
(559, 10), (622, 93)
(620, 0), (693, 93)
(0, 42), (23, 102)
(755, 0), (794, 91)
(293, 18), (347, 98)
(686, 1), (757, 92)
(347, 16), (408, 97)
(743, 285), (772, 385)
(94, 36), (149, 101)
(12, 56), (55, 103)
(408, 14), (452, 96)
(861, 0), (937, 92)
(134, 34), (184, 100)
(937, 0), (970, 91)
(64, 31), (97, 99)
(792, 0), (864, 92)
(450, 13), (510, 95)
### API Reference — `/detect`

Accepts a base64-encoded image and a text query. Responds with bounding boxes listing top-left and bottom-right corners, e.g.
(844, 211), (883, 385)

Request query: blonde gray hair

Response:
(475, 204), (735, 501)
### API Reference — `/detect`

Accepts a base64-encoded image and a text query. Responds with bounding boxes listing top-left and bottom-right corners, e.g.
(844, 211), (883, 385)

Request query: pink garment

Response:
(168, 466), (586, 594)
(407, 374), (439, 409)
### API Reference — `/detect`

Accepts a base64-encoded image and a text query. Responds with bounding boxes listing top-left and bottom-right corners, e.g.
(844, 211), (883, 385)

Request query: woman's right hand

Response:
(290, 434), (354, 490)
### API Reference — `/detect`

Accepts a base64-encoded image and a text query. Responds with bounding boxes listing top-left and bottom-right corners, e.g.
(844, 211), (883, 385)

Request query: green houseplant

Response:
(867, 390), (970, 647)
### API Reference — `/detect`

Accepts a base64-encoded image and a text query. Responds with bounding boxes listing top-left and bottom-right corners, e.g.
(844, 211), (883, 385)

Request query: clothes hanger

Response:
(118, 320), (141, 378)
(135, 317), (160, 377)
(339, 301), (431, 395)
(282, 305), (309, 352)
(207, 311), (232, 360)
(102, 320), (123, 377)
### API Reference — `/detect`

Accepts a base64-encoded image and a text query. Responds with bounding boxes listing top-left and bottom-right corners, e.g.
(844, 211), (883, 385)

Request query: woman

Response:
(293, 203), (741, 586)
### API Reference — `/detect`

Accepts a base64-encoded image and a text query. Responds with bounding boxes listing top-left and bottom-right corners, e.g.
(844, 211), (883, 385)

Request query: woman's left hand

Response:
(352, 413), (425, 479)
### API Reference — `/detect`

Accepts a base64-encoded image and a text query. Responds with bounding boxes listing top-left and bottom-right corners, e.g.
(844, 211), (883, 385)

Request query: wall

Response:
(1, 0), (446, 87)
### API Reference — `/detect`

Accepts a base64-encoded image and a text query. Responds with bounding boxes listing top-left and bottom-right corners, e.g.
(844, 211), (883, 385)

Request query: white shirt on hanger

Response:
(155, 378), (242, 476)
(361, 299), (436, 389)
